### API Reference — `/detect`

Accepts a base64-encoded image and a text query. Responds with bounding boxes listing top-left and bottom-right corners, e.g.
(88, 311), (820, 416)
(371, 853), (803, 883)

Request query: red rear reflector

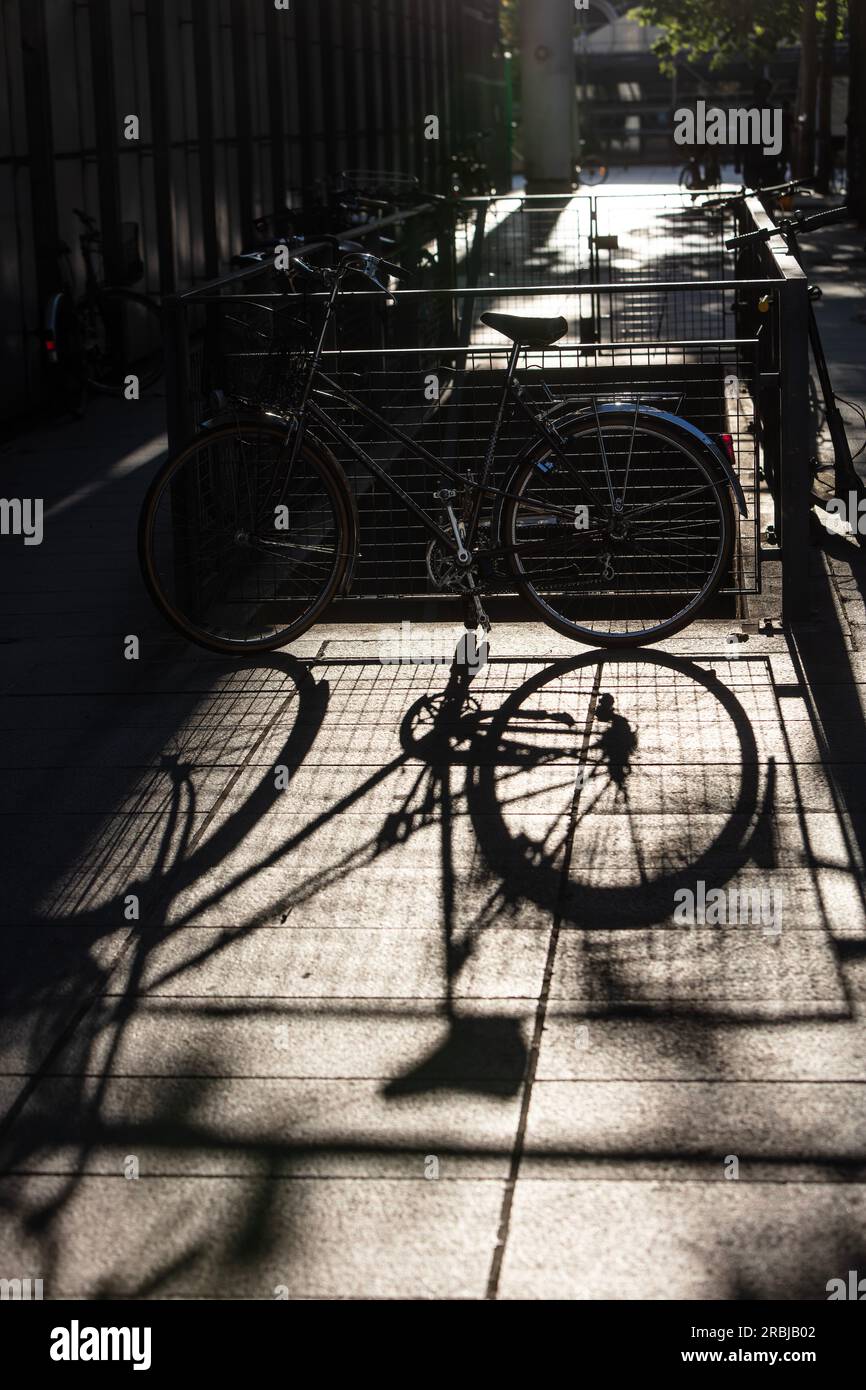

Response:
(720, 433), (735, 466)
(44, 338), (56, 352)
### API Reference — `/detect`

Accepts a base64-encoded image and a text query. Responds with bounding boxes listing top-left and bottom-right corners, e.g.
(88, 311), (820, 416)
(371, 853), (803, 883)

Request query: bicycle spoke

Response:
(507, 419), (731, 642)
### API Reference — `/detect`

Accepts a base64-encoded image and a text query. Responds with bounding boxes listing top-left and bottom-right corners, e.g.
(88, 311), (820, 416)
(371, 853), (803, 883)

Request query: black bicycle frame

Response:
(289, 338), (604, 558)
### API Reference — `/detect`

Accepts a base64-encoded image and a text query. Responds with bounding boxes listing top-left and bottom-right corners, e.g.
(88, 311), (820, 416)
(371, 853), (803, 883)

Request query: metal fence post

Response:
(459, 200), (487, 347)
(163, 294), (192, 454)
(780, 275), (812, 623)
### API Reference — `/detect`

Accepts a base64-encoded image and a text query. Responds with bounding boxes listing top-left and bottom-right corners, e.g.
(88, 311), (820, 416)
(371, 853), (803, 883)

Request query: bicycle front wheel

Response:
(79, 288), (163, 394)
(139, 423), (352, 654)
(500, 412), (736, 647)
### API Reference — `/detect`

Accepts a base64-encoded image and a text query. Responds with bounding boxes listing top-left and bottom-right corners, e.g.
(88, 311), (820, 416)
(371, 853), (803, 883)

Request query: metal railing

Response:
(161, 190), (813, 621)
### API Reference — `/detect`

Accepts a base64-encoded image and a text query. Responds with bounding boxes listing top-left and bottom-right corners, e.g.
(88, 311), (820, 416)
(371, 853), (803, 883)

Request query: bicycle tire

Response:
(499, 412), (736, 647)
(139, 422), (353, 654)
(79, 287), (163, 395)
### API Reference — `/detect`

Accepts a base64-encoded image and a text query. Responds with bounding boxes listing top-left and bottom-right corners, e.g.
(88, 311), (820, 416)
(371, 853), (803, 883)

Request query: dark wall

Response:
(1, 0), (504, 420)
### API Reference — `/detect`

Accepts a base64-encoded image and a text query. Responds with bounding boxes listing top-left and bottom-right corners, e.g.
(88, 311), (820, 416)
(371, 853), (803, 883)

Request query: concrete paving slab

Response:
(0, 1173), (505, 1298)
(498, 1181), (866, 1300)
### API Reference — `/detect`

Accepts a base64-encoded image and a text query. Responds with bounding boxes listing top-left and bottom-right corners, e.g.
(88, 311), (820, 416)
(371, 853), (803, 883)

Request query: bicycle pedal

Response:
(473, 597), (492, 634)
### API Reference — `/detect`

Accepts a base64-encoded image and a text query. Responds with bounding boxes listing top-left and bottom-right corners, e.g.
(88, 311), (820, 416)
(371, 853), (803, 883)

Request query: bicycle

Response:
(44, 209), (163, 415)
(725, 204), (866, 509)
(698, 178), (814, 216)
(679, 152), (722, 193)
(576, 140), (609, 188)
(139, 250), (746, 656)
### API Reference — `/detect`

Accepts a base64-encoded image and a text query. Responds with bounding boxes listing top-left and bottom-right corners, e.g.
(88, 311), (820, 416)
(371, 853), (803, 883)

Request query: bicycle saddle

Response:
(480, 311), (568, 347)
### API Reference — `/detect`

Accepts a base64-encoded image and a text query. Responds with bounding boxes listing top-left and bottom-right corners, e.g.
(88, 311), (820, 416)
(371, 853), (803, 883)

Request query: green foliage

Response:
(499, 0), (519, 51)
(630, 0), (847, 74)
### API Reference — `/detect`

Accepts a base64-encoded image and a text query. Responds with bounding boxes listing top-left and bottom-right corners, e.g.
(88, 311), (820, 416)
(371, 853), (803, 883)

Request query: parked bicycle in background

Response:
(43, 209), (163, 417)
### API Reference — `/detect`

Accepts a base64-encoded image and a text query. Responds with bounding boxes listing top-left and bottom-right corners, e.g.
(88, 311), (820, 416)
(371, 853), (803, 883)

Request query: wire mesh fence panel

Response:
(161, 190), (778, 614)
(313, 340), (760, 598)
(454, 192), (739, 345)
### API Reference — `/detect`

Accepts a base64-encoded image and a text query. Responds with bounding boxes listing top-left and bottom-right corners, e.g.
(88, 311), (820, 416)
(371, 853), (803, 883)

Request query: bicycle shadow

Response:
(380, 646), (780, 1099)
(2, 638), (858, 1299)
(0, 651), (329, 1280)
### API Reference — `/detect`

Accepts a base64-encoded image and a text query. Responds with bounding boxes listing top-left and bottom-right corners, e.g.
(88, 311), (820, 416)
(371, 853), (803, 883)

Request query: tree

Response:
(631, 0), (807, 73)
(633, 2), (851, 191)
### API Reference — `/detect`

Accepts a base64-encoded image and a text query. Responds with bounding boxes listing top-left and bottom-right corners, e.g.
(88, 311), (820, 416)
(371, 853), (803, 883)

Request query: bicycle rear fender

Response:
(198, 407), (361, 597)
(43, 291), (66, 362)
(512, 403), (748, 517)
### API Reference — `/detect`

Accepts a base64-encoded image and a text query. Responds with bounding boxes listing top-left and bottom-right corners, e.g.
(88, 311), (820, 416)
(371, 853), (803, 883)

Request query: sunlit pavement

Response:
(2, 179), (866, 1299)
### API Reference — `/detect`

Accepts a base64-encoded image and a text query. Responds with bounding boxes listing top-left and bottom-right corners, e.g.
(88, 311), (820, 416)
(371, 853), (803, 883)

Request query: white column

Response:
(521, 0), (578, 192)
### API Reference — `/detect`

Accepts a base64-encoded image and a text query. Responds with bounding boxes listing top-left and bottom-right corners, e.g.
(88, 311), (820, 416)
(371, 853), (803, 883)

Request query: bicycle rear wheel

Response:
(500, 412), (736, 647)
(139, 422), (352, 654)
(80, 287), (163, 394)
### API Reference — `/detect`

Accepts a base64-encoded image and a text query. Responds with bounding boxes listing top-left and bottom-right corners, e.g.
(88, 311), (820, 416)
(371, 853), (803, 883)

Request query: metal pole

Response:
(520, 0), (577, 193)
(163, 295), (192, 454)
(780, 276), (812, 622)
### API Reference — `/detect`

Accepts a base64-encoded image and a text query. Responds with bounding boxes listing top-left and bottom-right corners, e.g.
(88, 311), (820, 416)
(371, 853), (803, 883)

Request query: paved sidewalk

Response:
(1, 222), (866, 1300)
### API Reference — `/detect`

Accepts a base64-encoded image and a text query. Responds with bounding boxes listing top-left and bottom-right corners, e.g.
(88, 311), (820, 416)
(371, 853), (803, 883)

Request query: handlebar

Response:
(725, 205), (850, 249)
(287, 249), (409, 292)
(702, 179), (814, 211)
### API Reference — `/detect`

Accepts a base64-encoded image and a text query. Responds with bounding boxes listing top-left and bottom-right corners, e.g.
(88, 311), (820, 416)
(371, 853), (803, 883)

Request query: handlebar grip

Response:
(799, 205), (850, 232)
(379, 258), (410, 280)
(725, 226), (772, 249)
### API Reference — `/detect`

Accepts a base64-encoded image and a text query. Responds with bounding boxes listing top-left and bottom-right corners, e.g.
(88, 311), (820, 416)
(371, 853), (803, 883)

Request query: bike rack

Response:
(162, 189), (813, 622)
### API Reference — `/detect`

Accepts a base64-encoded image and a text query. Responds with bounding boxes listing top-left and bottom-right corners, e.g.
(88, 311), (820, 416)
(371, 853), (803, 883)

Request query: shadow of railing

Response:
(3, 637), (865, 1297)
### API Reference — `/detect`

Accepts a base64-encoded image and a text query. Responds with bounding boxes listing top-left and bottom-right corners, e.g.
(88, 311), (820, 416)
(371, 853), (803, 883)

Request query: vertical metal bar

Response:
(458, 200), (487, 347)
(394, 0), (410, 174)
(318, 0), (339, 176)
(378, 0), (395, 169)
(229, 0), (254, 246)
(88, 0), (123, 285)
(409, 0), (425, 180)
(360, 0), (379, 170)
(191, 0), (219, 278)
(163, 293), (192, 452)
(432, 0), (450, 186)
(145, 0), (176, 295)
(340, 0), (360, 170)
(265, 0), (287, 218)
(18, 0), (60, 310)
(780, 275), (812, 622)
(292, 0), (315, 192)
